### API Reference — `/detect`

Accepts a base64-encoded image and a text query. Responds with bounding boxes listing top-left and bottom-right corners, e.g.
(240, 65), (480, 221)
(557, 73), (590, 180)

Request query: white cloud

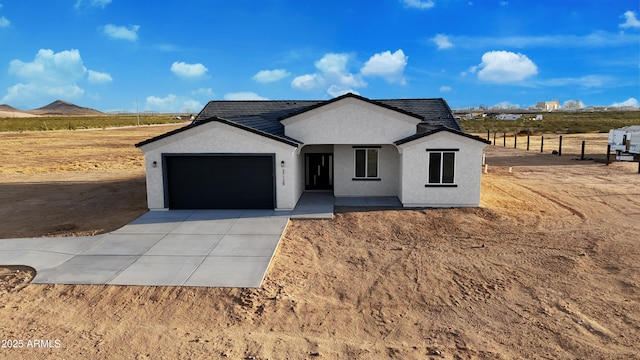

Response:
(170, 61), (208, 79)
(327, 86), (359, 97)
(499, 1), (509, 6)
(460, 65), (478, 77)
(401, 0), (435, 9)
(291, 74), (321, 90)
(0, 16), (9, 28)
(620, 11), (640, 29)
(252, 69), (290, 83)
(223, 92), (269, 100)
(9, 49), (87, 83)
(191, 88), (215, 98)
(360, 49), (408, 84)
(432, 34), (453, 50)
(439, 31), (638, 50)
(315, 53), (366, 88)
(492, 101), (520, 109)
(87, 70), (113, 84)
(75, 0), (111, 9)
(291, 52), (366, 96)
(103, 24), (140, 41)
(145, 94), (203, 113)
(611, 98), (638, 107)
(541, 75), (611, 88)
(2, 49), (110, 107)
(476, 51), (538, 83)
(3, 83), (84, 105)
(439, 86), (452, 92)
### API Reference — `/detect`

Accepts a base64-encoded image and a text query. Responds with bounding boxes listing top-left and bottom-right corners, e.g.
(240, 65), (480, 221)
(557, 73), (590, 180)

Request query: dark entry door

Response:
(305, 153), (333, 190)
(164, 154), (275, 209)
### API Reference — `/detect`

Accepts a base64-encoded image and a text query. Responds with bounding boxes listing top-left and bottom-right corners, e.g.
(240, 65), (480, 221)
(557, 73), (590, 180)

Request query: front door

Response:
(305, 153), (333, 190)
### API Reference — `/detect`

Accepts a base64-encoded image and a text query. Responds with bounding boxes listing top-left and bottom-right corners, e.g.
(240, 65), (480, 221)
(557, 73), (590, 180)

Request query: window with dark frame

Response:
(354, 148), (379, 178)
(427, 151), (456, 185)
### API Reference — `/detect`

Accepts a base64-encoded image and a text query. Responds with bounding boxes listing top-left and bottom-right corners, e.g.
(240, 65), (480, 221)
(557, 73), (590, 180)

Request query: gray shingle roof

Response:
(377, 98), (459, 129)
(194, 93), (461, 138)
(195, 100), (321, 136)
(135, 94), (463, 147)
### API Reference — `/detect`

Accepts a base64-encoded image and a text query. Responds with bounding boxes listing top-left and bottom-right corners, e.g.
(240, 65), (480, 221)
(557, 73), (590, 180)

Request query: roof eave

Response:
(135, 116), (301, 149)
(394, 126), (492, 146)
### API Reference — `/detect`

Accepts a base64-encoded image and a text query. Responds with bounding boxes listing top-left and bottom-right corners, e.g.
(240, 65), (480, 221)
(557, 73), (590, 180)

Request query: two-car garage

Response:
(136, 118), (300, 211)
(163, 154), (276, 209)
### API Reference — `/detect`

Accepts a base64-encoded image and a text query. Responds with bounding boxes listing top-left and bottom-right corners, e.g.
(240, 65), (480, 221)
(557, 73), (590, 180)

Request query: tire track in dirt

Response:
(516, 183), (587, 221)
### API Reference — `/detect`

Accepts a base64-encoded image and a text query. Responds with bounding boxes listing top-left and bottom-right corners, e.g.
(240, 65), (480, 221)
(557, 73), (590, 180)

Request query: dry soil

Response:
(0, 126), (639, 359)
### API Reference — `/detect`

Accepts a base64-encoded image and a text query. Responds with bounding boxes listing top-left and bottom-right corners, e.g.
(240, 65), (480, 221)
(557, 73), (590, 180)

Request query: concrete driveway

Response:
(0, 210), (289, 288)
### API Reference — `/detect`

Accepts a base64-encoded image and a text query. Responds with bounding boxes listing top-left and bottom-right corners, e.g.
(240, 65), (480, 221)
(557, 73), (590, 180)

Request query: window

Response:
(354, 148), (378, 179)
(427, 150), (456, 186)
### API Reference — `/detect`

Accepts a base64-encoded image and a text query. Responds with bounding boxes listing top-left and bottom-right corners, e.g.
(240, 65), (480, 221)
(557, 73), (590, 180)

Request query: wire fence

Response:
(485, 132), (611, 161)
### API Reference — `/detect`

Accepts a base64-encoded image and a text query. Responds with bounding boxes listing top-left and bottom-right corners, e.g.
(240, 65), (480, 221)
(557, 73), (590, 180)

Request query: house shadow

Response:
(0, 177), (148, 239)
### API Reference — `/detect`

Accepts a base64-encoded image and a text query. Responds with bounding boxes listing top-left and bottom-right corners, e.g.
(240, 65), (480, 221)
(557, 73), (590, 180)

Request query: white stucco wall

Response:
(398, 131), (488, 207)
(282, 97), (419, 145)
(137, 121), (299, 210)
(333, 145), (400, 197)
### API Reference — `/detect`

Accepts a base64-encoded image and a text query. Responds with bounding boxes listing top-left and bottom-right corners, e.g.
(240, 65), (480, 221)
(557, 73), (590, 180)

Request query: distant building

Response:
(535, 99), (560, 111)
(563, 100), (585, 110)
(496, 114), (521, 120)
(464, 112), (487, 119)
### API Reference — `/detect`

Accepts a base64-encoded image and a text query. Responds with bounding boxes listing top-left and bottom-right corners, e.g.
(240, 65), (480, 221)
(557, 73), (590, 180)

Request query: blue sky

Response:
(0, 0), (638, 112)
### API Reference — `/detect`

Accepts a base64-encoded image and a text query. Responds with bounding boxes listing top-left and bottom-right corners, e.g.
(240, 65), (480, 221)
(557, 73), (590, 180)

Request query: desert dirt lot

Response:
(0, 126), (639, 359)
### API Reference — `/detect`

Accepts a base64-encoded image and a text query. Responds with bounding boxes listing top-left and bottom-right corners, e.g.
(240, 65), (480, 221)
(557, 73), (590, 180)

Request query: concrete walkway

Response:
(291, 192), (403, 219)
(0, 210), (289, 288)
(0, 195), (401, 288)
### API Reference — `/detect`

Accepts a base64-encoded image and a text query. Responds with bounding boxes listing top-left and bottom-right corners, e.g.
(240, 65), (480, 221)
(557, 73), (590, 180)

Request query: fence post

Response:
(606, 144), (611, 165)
(527, 134), (530, 151)
(493, 131), (496, 145)
(558, 135), (563, 156)
(487, 130), (490, 141)
(503, 133), (506, 147)
(581, 140), (586, 160)
(541, 135), (544, 153)
(514, 133), (517, 149)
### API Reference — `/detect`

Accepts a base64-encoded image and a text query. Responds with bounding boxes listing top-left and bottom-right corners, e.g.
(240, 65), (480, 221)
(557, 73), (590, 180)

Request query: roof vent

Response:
(417, 122), (442, 134)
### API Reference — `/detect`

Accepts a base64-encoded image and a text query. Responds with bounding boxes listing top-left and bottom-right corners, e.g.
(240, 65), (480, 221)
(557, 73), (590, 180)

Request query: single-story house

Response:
(136, 93), (490, 210)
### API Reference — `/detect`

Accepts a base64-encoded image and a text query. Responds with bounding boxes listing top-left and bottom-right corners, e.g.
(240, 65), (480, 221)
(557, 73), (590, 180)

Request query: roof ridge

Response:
(277, 93), (424, 121)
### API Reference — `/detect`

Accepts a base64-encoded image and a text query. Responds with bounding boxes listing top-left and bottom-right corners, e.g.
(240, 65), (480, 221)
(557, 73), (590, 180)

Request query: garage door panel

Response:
(165, 155), (274, 209)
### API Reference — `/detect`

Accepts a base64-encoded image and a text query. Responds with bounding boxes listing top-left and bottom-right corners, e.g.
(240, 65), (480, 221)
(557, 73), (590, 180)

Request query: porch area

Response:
(290, 192), (402, 219)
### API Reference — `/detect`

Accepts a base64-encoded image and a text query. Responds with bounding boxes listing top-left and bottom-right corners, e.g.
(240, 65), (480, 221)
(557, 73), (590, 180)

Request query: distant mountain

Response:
(27, 100), (103, 116)
(0, 104), (21, 112)
(0, 104), (38, 118)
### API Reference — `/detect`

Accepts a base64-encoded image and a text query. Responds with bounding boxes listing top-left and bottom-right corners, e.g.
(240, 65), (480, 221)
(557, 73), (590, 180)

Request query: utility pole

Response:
(136, 98), (140, 126)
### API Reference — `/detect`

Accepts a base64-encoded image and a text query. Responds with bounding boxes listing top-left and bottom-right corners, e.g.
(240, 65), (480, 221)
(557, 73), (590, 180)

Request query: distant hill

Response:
(0, 104), (21, 112)
(27, 100), (103, 116)
(0, 104), (39, 118)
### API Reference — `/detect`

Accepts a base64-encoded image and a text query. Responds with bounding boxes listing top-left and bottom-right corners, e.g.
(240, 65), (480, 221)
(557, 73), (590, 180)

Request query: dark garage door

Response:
(164, 155), (275, 209)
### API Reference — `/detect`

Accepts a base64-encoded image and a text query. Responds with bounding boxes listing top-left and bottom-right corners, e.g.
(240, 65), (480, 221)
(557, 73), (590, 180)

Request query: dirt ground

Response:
(1, 126), (639, 359)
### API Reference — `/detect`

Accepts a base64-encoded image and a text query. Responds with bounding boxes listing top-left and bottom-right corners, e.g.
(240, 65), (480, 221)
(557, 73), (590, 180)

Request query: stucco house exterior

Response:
(136, 93), (490, 211)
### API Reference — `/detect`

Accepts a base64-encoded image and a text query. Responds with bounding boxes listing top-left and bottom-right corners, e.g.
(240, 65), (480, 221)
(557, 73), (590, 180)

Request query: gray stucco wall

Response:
(138, 122), (299, 210)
